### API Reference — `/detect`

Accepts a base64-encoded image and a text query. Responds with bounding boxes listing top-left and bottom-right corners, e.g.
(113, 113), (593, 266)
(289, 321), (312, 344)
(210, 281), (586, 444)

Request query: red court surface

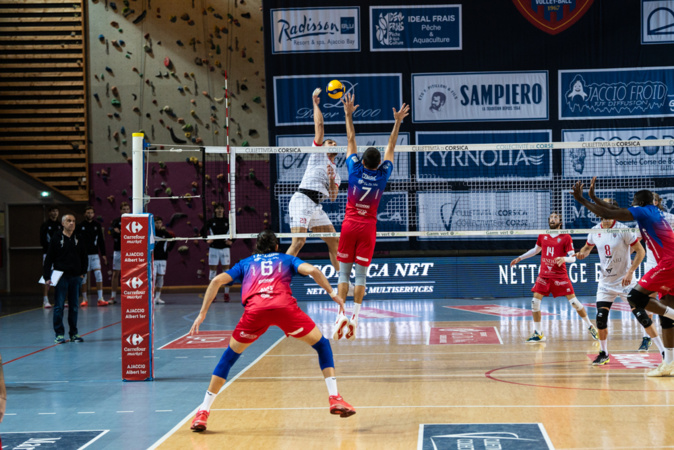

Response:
(428, 326), (503, 345)
(159, 330), (232, 350)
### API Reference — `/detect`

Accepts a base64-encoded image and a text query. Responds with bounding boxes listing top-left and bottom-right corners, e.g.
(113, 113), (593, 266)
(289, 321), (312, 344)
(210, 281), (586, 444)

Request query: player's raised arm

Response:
(588, 177), (620, 210)
(384, 103), (410, 164)
(343, 93), (358, 157)
(572, 181), (634, 221)
(313, 88), (324, 145)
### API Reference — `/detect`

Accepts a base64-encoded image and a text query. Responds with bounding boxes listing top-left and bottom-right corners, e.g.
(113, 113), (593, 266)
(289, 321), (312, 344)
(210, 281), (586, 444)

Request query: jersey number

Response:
(604, 245), (611, 257)
(354, 186), (380, 201)
(261, 260), (282, 276)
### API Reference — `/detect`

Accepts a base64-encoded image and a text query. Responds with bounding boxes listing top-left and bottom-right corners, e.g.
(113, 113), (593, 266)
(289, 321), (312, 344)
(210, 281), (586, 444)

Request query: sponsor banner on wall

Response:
(415, 130), (552, 181)
(562, 188), (674, 229)
(275, 133), (410, 182)
(417, 191), (551, 239)
(278, 191), (409, 244)
(370, 5), (461, 51)
(561, 127), (674, 178)
(274, 74), (402, 126)
(270, 7), (360, 54)
(290, 254), (645, 301)
(412, 71), (549, 123)
(559, 66), (674, 119)
(121, 214), (154, 381)
(642, 1), (674, 44)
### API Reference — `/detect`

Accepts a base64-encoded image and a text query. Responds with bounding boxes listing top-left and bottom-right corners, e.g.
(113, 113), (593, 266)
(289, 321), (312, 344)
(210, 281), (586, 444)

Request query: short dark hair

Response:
(154, 216), (163, 223)
(120, 201), (130, 210)
(214, 202), (225, 209)
(634, 190), (654, 207)
(48, 205), (59, 212)
(362, 147), (381, 169)
(84, 205), (94, 212)
(256, 229), (278, 254)
(323, 139), (337, 146)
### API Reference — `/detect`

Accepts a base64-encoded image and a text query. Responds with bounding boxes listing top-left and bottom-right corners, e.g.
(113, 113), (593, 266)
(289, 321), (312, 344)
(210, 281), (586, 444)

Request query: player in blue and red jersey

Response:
(188, 230), (354, 432)
(332, 93), (410, 341)
(573, 177), (674, 376)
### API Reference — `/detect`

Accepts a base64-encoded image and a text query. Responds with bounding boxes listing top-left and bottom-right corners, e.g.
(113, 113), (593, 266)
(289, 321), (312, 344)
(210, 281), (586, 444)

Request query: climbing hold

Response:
(181, 13), (190, 21)
(194, 57), (203, 66)
(168, 128), (186, 144)
(170, 15), (176, 22)
(252, 96), (261, 103)
(182, 123), (193, 132)
(93, 93), (100, 101)
(98, 34), (105, 42)
(111, 21), (119, 28)
(176, 40), (183, 46)
(132, 10), (147, 24)
(111, 98), (121, 106)
(164, 57), (172, 68)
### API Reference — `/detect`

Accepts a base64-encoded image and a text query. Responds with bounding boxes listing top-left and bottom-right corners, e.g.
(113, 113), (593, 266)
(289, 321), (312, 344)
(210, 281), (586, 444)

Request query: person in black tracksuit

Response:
(201, 203), (233, 302)
(78, 206), (108, 306)
(152, 216), (176, 304)
(109, 202), (130, 304)
(43, 214), (88, 343)
(39, 206), (62, 308)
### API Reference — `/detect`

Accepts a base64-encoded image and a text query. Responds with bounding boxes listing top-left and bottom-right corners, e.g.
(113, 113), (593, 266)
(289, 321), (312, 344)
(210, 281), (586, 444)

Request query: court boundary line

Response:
(147, 335), (286, 450)
(207, 403), (674, 411)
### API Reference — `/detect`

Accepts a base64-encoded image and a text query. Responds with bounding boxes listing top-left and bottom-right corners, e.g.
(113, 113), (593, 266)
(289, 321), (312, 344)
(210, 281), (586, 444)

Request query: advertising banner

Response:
(642, 1), (674, 44)
(278, 191), (409, 244)
(270, 7), (360, 54)
(121, 214), (154, 381)
(275, 133), (410, 182)
(370, 5), (461, 51)
(417, 191), (551, 239)
(559, 66), (674, 119)
(561, 127), (674, 178)
(274, 74), (403, 126)
(415, 130), (552, 181)
(412, 71), (548, 123)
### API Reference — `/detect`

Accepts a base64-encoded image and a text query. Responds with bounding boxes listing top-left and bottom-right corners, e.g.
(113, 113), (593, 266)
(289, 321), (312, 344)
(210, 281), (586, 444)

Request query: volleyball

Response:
(327, 79), (344, 99)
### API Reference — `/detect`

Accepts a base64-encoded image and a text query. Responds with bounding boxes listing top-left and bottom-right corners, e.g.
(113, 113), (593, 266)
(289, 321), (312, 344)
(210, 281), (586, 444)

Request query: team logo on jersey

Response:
(512, 0), (595, 35)
(557, 238), (561, 242)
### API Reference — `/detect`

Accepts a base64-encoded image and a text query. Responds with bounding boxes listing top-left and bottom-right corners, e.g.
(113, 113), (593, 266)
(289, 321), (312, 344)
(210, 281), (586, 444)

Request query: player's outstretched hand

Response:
(510, 257), (521, 266)
(588, 176), (598, 200)
(571, 181), (585, 201)
(331, 294), (346, 315)
(554, 257), (566, 267)
(575, 250), (589, 260)
(312, 88), (321, 105)
(189, 312), (206, 335)
(342, 92), (358, 115)
(622, 271), (634, 287)
(393, 103), (410, 122)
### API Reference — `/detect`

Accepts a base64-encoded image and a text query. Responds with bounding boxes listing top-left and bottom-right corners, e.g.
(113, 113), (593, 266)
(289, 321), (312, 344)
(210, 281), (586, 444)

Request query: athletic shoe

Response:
(345, 317), (358, 341)
(592, 351), (610, 366)
(639, 337), (652, 352)
(223, 293), (230, 303)
(70, 335), (84, 343)
(154, 297), (165, 305)
(646, 361), (674, 377)
(526, 331), (546, 343)
(54, 335), (66, 344)
(332, 313), (349, 340)
(97, 299), (109, 306)
(107, 297), (116, 304)
(190, 410), (210, 432)
(43, 300), (52, 309)
(80, 300), (88, 307)
(329, 394), (356, 418)
(588, 325), (599, 341)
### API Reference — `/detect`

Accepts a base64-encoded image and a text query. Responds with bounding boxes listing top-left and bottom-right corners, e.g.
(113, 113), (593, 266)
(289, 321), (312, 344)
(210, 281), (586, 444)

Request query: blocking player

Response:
(332, 93), (410, 341)
(510, 212), (599, 343)
(40, 205), (62, 308)
(202, 203), (233, 302)
(109, 202), (130, 304)
(78, 206), (108, 307)
(286, 88), (341, 281)
(572, 178), (674, 376)
(153, 216), (175, 304)
(188, 230), (355, 432)
(575, 199), (662, 365)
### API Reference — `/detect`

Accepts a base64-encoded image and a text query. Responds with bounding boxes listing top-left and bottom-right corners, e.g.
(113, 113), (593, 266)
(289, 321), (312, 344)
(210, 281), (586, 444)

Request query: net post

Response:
(132, 133), (145, 214)
(201, 146), (207, 233)
(229, 145), (237, 238)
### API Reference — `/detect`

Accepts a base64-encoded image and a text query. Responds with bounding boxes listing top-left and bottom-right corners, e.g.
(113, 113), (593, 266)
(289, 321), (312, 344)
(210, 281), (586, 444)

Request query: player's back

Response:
(344, 154), (392, 223)
(629, 205), (674, 264)
(536, 233), (573, 279)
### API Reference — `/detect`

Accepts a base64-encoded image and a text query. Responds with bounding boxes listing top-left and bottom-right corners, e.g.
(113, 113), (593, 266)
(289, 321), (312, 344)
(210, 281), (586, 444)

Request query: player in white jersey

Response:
(287, 89), (341, 277)
(575, 199), (662, 365)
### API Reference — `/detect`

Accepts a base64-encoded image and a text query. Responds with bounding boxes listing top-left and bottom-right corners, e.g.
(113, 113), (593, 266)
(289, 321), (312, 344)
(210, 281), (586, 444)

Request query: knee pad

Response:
(311, 336), (334, 370)
(94, 269), (103, 283)
(595, 302), (612, 330)
(338, 262), (352, 285)
(632, 308), (653, 329)
(155, 275), (164, 289)
(213, 346), (242, 380)
(568, 297), (583, 311)
(531, 298), (541, 312)
(627, 289), (650, 309)
(209, 269), (217, 280)
(354, 264), (367, 287)
(660, 315), (674, 330)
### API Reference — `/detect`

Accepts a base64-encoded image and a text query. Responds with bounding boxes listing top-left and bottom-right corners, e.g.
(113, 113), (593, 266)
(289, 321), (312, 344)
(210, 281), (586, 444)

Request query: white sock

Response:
(155, 291), (161, 300)
(199, 390), (217, 412)
(533, 321), (541, 334)
(600, 339), (608, 353)
(351, 302), (361, 321)
(97, 289), (104, 299)
(224, 286), (230, 294)
(665, 348), (674, 364)
(325, 376), (338, 396)
(580, 314), (592, 327)
(652, 336), (665, 354)
(43, 296), (49, 302)
(111, 291), (116, 299)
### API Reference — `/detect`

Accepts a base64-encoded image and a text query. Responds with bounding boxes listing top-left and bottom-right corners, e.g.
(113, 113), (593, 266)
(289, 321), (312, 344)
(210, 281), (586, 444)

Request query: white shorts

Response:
(112, 251), (122, 271)
(596, 280), (636, 304)
(208, 248), (230, 266)
(154, 260), (167, 276)
(87, 254), (101, 271)
(288, 192), (333, 230)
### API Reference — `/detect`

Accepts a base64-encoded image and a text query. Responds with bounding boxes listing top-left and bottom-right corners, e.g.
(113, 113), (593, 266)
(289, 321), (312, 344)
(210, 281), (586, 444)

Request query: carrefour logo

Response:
(126, 334), (144, 345)
(126, 221), (143, 233)
(126, 277), (143, 289)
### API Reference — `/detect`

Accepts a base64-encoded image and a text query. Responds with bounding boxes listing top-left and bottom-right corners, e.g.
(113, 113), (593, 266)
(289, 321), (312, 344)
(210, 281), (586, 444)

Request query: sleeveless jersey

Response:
(344, 154), (393, 224)
(587, 221), (639, 287)
(629, 205), (674, 265)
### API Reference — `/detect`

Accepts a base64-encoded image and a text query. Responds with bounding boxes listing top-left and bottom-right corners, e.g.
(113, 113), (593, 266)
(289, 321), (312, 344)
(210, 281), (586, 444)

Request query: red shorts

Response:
(337, 219), (376, 266)
(532, 275), (575, 298)
(232, 304), (316, 344)
(639, 260), (674, 294)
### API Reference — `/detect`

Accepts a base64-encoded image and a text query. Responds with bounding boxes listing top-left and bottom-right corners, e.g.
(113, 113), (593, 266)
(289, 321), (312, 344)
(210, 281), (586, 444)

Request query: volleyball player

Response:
(203, 203), (233, 302)
(510, 212), (599, 343)
(78, 206), (108, 307)
(109, 202), (130, 304)
(572, 178), (674, 376)
(575, 199), (662, 365)
(189, 230), (355, 432)
(286, 88), (342, 283)
(153, 216), (175, 304)
(40, 205), (62, 308)
(332, 93), (409, 341)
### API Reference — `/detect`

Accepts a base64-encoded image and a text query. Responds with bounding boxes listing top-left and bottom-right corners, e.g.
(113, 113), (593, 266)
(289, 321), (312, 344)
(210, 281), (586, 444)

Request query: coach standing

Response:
(43, 214), (89, 344)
